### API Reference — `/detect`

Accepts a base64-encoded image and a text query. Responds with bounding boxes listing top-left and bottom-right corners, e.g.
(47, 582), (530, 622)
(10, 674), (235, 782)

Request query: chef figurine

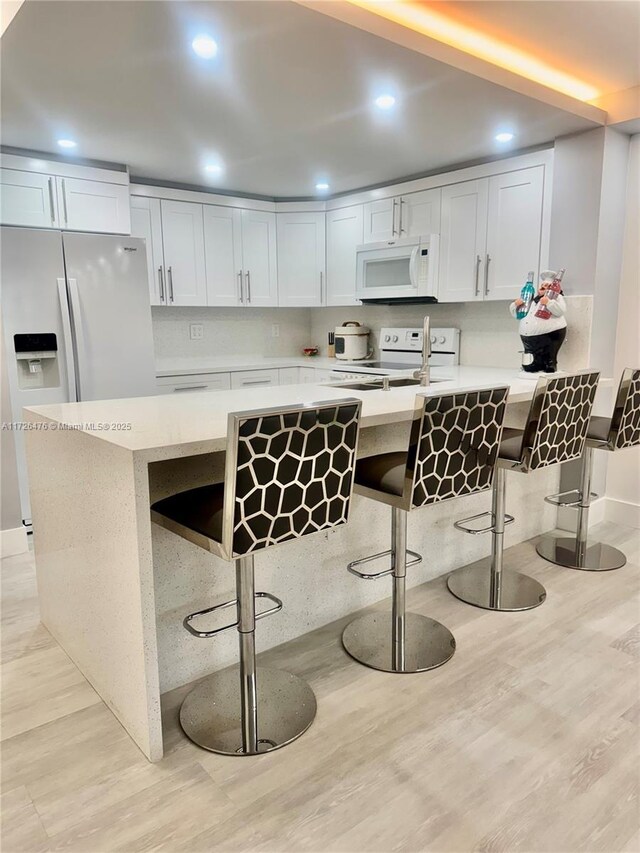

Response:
(510, 269), (567, 377)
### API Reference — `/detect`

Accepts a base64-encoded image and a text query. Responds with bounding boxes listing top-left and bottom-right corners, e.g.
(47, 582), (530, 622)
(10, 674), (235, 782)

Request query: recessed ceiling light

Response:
(315, 182), (330, 191)
(374, 94), (396, 110)
(191, 34), (218, 59)
(204, 163), (223, 175)
(57, 138), (77, 149)
(495, 132), (515, 143)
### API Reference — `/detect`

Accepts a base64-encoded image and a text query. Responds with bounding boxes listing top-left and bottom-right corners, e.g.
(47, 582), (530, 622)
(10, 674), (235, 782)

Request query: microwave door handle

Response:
(409, 245), (420, 288)
(57, 277), (78, 402)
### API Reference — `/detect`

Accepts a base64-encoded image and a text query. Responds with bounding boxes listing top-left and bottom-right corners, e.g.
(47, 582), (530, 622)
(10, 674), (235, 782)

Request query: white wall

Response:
(605, 134), (640, 528)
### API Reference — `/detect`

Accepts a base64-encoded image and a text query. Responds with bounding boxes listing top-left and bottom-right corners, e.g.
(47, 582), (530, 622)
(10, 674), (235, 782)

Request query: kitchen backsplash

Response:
(152, 297), (592, 372)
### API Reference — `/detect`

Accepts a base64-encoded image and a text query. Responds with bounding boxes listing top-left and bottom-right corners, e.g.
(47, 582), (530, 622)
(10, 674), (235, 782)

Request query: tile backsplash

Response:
(152, 297), (592, 372)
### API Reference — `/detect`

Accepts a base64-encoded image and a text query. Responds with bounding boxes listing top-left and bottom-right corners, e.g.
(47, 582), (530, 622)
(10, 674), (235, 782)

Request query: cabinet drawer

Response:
(231, 369), (279, 389)
(156, 372), (231, 393)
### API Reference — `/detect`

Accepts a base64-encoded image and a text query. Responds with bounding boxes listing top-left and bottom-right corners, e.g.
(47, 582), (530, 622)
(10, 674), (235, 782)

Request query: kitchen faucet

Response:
(413, 315), (431, 386)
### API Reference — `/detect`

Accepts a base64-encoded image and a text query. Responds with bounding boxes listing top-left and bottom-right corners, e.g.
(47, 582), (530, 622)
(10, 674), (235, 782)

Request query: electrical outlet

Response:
(189, 323), (204, 341)
(271, 324), (280, 338)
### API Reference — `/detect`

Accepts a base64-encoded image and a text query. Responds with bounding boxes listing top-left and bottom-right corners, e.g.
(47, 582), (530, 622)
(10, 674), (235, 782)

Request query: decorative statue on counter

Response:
(510, 269), (567, 378)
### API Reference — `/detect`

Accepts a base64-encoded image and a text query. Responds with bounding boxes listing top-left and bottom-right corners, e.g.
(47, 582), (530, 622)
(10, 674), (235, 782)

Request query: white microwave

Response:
(355, 234), (439, 302)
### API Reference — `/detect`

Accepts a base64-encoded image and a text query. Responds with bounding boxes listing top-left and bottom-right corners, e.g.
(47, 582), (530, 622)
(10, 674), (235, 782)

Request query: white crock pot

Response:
(334, 322), (371, 361)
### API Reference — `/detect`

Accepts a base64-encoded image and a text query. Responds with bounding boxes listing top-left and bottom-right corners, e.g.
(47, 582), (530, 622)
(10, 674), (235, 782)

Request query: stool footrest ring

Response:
(544, 489), (599, 508)
(347, 548), (422, 580)
(183, 591), (283, 638)
(454, 511), (515, 535)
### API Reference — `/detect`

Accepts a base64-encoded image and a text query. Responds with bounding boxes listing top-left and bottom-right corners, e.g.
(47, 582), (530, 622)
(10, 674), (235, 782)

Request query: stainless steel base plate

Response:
(180, 666), (316, 756)
(342, 611), (456, 673)
(536, 537), (626, 571)
(447, 560), (546, 611)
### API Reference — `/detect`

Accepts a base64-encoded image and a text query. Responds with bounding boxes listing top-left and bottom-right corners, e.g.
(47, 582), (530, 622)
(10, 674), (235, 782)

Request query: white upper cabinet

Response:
(0, 169), (59, 228)
(400, 188), (441, 238)
(160, 200), (207, 306)
(130, 196), (165, 305)
(204, 205), (243, 306)
(439, 179), (489, 303)
(363, 188), (442, 242)
(240, 209), (278, 307)
(326, 205), (363, 306)
(276, 212), (325, 307)
(485, 166), (544, 301)
(56, 177), (131, 234)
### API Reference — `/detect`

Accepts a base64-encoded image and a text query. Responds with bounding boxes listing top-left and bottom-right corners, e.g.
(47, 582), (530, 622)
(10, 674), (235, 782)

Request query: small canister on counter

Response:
(334, 322), (371, 361)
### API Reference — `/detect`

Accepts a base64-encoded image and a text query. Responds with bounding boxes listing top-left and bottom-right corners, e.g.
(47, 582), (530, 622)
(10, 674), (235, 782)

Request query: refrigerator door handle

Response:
(57, 277), (79, 402)
(66, 277), (86, 400)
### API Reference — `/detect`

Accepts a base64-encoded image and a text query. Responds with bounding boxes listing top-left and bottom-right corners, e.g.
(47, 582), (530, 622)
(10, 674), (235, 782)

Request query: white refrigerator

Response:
(2, 227), (157, 525)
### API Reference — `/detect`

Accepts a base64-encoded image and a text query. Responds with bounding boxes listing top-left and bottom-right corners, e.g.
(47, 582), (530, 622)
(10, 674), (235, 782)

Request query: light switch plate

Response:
(189, 323), (204, 340)
(271, 324), (280, 338)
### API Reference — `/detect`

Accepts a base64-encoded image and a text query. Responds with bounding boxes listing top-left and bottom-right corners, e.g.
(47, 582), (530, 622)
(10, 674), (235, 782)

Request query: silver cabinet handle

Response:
(245, 270), (251, 303)
(242, 379), (271, 386)
(173, 384), (207, 392)
(238, 270), (244, 303)
(167, 266), (175, 303)
(392, 198), (398, 236)
(474, 254), (482, 296)
(320, 270), (324, 304)
(61, 178), (68, 226)
(48, 177), (55, 224)
(158, 267), (165, 303)
(484, 254), (491, 295)
(399, 198), (405, 234)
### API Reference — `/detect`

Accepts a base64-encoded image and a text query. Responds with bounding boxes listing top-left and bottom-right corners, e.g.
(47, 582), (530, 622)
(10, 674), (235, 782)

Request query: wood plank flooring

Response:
(1, 522), (639, 853)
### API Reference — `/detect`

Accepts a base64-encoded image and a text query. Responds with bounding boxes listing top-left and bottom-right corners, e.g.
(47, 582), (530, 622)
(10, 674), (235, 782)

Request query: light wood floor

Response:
(2, 523), (639, 853)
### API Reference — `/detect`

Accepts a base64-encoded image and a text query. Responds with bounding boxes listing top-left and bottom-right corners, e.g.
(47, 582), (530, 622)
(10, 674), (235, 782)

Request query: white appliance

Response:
(327, 326), (460, 381)
(2, 227), (157, 526)
(355, 235), (439, 303)
(334, 321), (371, 361)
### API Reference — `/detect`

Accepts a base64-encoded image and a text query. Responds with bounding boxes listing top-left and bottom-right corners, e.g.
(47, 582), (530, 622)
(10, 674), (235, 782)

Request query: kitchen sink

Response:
(329, 376), (445, 391)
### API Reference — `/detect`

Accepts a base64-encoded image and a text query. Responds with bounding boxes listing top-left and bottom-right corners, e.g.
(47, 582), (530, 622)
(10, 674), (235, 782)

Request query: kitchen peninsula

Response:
(24, 368), (603, 761)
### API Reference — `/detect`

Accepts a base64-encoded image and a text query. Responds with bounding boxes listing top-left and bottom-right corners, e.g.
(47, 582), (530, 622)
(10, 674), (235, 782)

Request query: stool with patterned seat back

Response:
(342, 386), (510, 674)
(537, 368), (640, 571)
(449, 370), (600, 611)
(152, 398), (361, 756)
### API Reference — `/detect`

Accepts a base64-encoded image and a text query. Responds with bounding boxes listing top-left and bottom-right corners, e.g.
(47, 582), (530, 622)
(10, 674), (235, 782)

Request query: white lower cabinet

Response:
(276, 212), (325, 306)
(300, 367), (319, 383)
(130, 197), (165, 305)
(57, 177), (131, 234)
(326, 205), (363, 306)
(160, 200), (207, 306)
(156, 372), (231, 394)
(278, 367), (300, 384)
(231, 369), (280, 389)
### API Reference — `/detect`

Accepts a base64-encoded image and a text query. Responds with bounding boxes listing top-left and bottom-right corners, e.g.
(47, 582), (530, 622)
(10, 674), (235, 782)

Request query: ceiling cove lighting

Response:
(315, 182), (330, 191)
(191, 34), (218, 59)
(495, 132), (515, 143)
(374, 94), (396, 110)
(57, 139), (77, 149)
(346, 1), (599, 103)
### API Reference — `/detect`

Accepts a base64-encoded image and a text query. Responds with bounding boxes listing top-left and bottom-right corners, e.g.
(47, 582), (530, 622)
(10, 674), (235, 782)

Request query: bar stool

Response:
(151, 398), (361, 756)
(342, 386), (510, 673)
(537, 367), (640, 571)
(448, 370), (600, 611)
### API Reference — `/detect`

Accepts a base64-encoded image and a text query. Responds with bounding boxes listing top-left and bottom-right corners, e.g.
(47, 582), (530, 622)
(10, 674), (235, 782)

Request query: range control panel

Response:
(380, 327), (460, 354)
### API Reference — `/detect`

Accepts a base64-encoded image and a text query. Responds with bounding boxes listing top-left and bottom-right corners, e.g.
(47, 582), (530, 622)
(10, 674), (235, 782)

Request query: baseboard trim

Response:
(605, 497), (640, 529)
(1, 526), (28, 558)
(557, 497), (606, 533)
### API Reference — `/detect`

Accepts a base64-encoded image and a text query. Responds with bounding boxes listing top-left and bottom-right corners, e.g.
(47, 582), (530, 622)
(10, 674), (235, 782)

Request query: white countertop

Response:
(24, 366), (586, 457)
(155, 355), (363, 377)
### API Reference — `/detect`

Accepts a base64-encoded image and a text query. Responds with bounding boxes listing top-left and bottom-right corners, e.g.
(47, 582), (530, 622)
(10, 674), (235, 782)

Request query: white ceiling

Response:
(434, 1), (640, 97)
(1, 0), (601, 198)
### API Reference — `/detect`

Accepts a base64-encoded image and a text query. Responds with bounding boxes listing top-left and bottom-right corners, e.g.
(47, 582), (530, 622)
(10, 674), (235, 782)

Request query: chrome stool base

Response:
(536, 537), (626, 571)
(180, 666), (317, 756)
(447, 560), (546, 611)
(342, 611), (455, 673)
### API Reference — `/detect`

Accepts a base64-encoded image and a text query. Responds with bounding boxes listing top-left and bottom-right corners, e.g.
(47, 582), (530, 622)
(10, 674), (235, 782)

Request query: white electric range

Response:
(327, 327), (460, 381)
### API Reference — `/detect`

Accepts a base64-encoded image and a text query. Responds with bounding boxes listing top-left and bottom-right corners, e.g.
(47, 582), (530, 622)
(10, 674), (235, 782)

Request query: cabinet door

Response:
(439, 179), (488, 302)
(203, 205), (243, 306)
(326, 205), (363, 306)
(130, 196), (165, 305)
(160, 200), (207, 306)
(231, 369), (280, 389)
(57, 177), (131, 233)
(363, 197), (396, 242)
(400, 188), (441, 237)
(485, 166), (544, 301)
(276, 212), (325, 306)
(0, 169), (59, 228)
(240, 210), (278, 306)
